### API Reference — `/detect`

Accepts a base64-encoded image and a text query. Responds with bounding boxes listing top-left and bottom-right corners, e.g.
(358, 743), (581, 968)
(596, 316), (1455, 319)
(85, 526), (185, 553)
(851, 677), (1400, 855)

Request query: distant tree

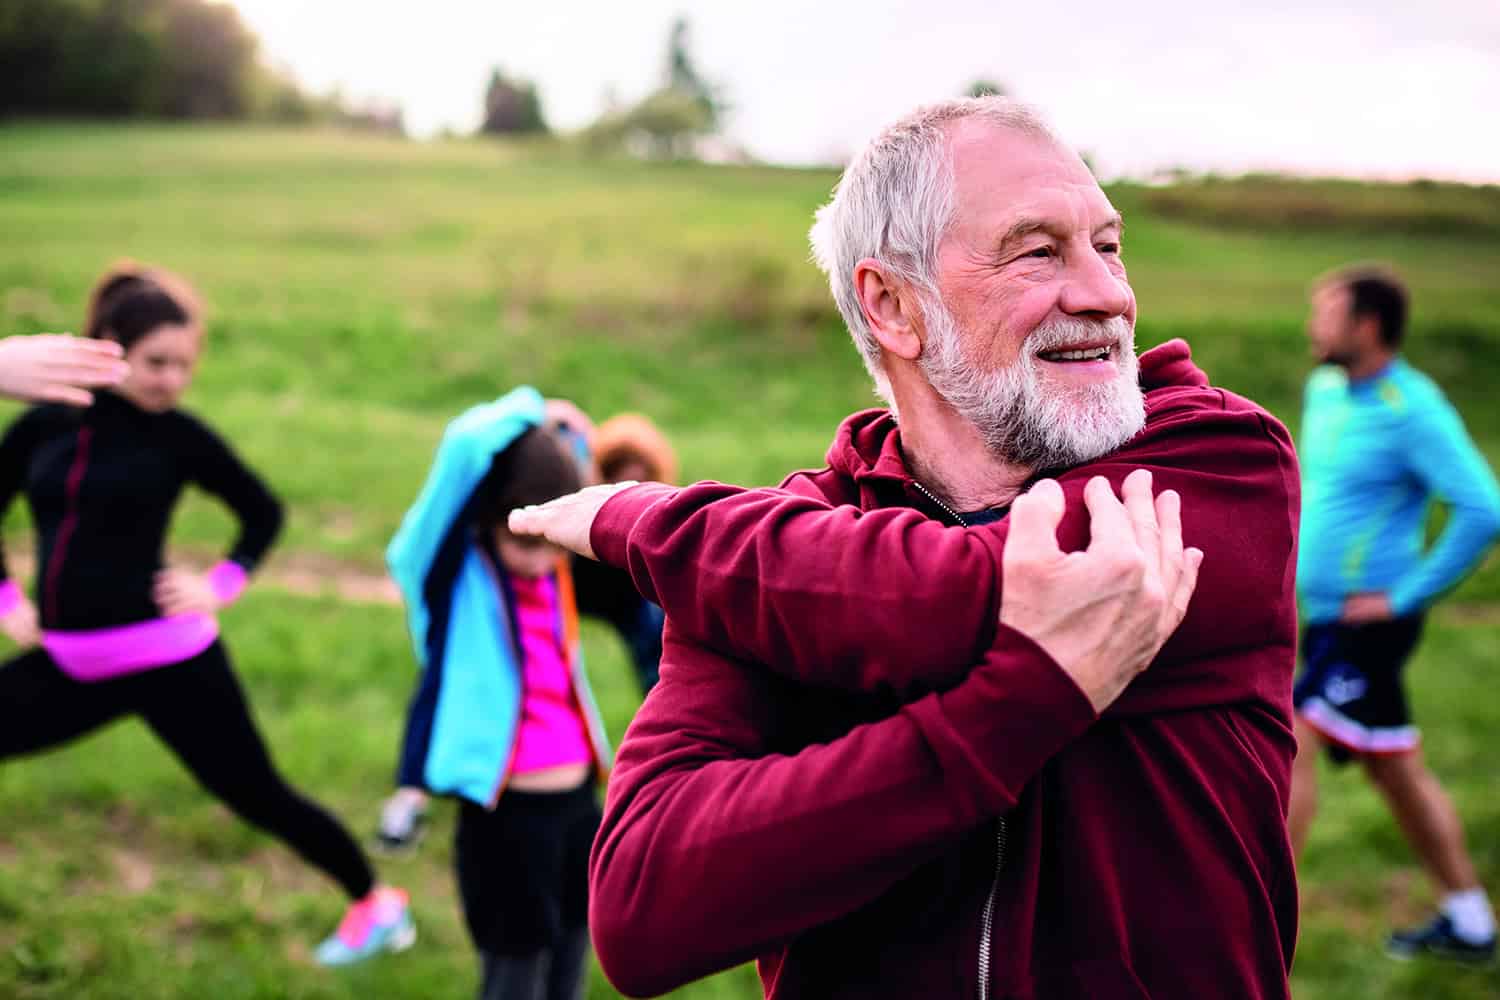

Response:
(664, 16), (723, 129)
(480, 68), (548, 135)
(153, 0), (259, 118)
(629, 87), (716, 158)
(965, 79), (1008, 98)
(582, 16), (724, 159)
(0, 0), (395, 127)
(0, 0), (161, 116)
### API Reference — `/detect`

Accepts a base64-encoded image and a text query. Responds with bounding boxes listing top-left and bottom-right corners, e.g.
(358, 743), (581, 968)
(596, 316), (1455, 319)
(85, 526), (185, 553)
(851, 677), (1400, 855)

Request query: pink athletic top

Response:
(508, 573), (592, 775)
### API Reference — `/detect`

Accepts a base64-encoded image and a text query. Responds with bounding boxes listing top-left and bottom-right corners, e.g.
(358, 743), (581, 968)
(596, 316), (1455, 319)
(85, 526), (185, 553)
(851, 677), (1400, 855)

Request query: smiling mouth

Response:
(1038, 345), (1114, 362)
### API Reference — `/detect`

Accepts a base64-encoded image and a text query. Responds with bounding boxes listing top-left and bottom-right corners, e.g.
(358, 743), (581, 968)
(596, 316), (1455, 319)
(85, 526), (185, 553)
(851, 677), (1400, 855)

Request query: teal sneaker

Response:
(315, 887), (416, 966)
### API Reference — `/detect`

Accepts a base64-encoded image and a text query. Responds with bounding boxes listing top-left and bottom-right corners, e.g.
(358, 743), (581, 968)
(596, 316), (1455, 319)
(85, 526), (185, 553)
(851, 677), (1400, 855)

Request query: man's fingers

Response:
(34, 333), (121, 354)
(506, 492), (599, 560)
(507, 499), (567, 539)
(1155, 487), (1184, 596)
(1121, 469), (1159, 558)
(1168, 547), (1204, 628)
(1005, 479), (1065, 566)
(1156, 489), (1183, 562)
(507, 506), (542, 537)
(1081, 476), (1132, 556)
(35, 384), (95, 407)
(50, 358), (131, 384)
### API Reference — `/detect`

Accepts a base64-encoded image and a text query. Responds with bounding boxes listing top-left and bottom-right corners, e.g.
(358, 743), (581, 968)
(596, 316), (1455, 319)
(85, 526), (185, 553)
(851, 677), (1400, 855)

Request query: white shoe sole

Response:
(387, 920), (418, 953)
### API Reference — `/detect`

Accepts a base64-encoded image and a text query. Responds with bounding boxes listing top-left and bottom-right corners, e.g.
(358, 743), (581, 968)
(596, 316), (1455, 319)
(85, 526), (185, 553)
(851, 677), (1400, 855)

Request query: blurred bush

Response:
(481, 68), (547, 135)
(1138, 174), (1500, 237)
(0, 0), (399, 131)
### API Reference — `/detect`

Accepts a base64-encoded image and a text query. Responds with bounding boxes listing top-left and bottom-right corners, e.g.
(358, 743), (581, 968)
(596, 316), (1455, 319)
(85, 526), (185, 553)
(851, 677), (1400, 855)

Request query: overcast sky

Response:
(231, 0), (1500, 181)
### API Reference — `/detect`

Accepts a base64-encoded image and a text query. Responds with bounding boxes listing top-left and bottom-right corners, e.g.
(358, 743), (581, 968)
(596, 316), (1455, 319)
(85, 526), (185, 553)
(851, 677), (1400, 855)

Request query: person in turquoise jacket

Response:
(1288, 265), (1500, 964)
(385, 386), (612, 1000)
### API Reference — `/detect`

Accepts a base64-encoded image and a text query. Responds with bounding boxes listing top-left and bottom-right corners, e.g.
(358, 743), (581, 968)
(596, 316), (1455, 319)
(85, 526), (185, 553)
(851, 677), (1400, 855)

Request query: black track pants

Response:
(0, 640), (375, 899)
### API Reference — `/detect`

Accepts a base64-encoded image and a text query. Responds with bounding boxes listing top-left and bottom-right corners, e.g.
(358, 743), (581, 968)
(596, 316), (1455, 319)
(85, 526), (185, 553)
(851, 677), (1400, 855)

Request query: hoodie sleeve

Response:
(589, 622), (1096, 997)
(592, 481), (1004, 699)
(591, 390), (1299, 702)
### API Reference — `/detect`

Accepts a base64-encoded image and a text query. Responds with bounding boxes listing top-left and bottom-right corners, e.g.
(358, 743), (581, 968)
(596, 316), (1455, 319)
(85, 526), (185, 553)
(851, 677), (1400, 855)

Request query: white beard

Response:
(918, 300), (1146, 469)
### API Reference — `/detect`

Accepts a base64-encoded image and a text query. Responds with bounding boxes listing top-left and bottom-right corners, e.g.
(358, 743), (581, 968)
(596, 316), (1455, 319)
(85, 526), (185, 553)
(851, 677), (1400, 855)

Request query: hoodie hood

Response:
(824, 338), (1209, 486)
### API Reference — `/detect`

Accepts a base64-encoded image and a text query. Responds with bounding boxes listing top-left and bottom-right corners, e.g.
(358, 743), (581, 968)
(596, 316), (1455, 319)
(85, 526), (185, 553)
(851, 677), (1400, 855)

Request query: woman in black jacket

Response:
(0, 263), (412, 966)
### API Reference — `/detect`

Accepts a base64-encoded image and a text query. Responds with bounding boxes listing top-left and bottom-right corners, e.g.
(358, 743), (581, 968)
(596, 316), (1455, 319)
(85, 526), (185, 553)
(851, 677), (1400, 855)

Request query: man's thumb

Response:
(1006, 479), (1064, 563)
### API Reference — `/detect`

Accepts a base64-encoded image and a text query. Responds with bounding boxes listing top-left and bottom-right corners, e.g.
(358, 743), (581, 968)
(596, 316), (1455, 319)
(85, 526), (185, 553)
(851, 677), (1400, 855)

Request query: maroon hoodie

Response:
(588, 341), (1300, 999)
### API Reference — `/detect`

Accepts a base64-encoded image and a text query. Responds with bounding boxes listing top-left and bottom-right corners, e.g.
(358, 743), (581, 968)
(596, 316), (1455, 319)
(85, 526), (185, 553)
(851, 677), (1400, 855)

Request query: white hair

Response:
(809, 97), (1061, 404)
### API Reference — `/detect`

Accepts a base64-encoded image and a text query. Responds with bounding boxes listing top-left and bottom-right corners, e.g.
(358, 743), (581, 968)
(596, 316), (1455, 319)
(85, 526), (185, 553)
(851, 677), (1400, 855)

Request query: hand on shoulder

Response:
(1000, 471), (1202, 713)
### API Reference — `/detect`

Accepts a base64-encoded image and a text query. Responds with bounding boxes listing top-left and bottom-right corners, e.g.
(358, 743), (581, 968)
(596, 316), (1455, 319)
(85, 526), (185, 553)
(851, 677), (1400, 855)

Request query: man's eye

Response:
(1096, 243), (1121, 255)
(1024, 247), (1054, 259)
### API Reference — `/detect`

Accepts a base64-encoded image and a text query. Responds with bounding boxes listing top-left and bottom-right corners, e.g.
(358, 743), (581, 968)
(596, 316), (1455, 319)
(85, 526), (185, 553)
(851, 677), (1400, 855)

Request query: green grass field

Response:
(1, 123), (1497, 998)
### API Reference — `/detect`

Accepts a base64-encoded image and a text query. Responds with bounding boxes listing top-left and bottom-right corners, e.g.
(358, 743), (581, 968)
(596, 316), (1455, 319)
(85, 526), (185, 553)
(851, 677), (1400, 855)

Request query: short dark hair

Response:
(473, 426), (583, 532)
(1325, 266), (1409, 348)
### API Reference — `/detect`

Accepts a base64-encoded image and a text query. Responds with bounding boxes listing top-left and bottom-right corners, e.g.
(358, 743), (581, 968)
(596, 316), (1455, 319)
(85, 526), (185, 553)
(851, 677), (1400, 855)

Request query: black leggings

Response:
(457, 785), (600, 1000)
(0, 641), (375, 900)
(479, 929), (589, 1000)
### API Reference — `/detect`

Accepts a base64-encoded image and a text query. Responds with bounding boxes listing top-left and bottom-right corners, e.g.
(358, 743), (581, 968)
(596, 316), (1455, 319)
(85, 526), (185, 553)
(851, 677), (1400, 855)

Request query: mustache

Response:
(1023, 316), (1133, 355)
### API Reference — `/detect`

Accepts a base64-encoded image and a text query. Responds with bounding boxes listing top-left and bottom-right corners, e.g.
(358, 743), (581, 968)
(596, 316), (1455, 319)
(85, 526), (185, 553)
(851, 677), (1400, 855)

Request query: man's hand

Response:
(0, 595), (41, 648)
(507, 481), (640, 561)
(0, 334), (128, 406)
(1000, 471), (1203, 714)
(153, 568), (220, 618)
(1340, 592), (1394, 625)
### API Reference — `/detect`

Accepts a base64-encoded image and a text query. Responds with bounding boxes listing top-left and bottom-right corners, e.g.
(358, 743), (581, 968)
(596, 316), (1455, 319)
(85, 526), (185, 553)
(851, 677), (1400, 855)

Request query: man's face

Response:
(1306, 284), (1358, 365)
(919, 122), (1144, 468)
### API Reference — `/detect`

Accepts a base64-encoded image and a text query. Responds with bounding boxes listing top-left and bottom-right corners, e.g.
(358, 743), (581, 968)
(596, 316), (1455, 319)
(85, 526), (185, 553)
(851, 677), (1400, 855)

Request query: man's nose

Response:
(1058, 248), (1131, 319)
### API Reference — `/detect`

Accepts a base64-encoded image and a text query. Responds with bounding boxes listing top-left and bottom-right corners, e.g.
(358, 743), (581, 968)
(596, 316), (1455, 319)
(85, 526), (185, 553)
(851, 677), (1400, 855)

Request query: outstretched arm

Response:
(510, 396), (1280, 701)
(511, 479), (1004, 698)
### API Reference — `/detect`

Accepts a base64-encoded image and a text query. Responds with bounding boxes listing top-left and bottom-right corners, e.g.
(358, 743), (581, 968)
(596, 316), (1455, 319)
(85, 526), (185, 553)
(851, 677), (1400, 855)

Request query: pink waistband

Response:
(42, 614), (221, 682)
(0, 579), (21, 617)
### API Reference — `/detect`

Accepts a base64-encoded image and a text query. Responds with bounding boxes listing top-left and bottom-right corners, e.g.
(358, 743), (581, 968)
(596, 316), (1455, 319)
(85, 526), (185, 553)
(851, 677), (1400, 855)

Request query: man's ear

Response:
(853, 259), (923, 362)
(1353, 313), (1385, 352)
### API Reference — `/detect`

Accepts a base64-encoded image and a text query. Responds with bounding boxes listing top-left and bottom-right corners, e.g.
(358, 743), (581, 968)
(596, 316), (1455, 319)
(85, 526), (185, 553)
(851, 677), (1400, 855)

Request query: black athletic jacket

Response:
(0, 391), (282, 630)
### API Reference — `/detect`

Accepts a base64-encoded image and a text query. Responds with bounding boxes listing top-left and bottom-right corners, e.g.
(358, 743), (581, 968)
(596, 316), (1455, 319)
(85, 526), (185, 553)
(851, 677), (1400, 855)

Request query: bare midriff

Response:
(508, 762), (591, 792)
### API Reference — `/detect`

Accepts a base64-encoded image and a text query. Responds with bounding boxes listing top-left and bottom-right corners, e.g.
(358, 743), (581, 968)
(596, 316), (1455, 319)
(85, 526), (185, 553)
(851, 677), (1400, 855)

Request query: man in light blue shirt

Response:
(1289, 266), (1500, 963)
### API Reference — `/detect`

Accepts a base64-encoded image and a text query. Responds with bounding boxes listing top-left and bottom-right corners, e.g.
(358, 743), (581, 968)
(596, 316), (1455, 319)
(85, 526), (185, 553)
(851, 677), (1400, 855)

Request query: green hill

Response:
(1, 123), (1496, 999)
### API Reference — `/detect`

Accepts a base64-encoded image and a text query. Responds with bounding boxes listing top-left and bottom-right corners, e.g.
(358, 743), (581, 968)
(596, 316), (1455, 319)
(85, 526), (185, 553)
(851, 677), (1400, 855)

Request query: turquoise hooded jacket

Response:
(386, 386), (611, 806)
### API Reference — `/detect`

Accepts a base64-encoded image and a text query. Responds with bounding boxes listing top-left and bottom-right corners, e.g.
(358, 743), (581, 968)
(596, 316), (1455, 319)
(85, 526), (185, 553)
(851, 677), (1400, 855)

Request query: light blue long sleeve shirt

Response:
(1297, 358), (1500, 624)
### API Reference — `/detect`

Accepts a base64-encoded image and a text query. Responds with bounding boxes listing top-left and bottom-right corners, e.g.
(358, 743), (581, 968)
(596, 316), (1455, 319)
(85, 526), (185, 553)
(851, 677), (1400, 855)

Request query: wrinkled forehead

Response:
(944, 120), (1116, 242)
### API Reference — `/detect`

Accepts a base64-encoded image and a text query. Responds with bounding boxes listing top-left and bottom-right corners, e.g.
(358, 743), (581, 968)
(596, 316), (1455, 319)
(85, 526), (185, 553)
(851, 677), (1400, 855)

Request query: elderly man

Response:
(512, 98), (1299, 998)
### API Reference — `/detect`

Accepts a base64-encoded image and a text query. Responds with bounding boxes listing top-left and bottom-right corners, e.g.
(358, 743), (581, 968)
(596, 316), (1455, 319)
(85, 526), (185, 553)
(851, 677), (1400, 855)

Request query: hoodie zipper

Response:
(908, 478), (1006, 1000)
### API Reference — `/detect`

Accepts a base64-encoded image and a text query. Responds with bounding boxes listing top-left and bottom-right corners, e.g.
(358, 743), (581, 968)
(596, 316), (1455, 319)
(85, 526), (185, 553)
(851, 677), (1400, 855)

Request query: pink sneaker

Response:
(314, 887), (416, 966)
